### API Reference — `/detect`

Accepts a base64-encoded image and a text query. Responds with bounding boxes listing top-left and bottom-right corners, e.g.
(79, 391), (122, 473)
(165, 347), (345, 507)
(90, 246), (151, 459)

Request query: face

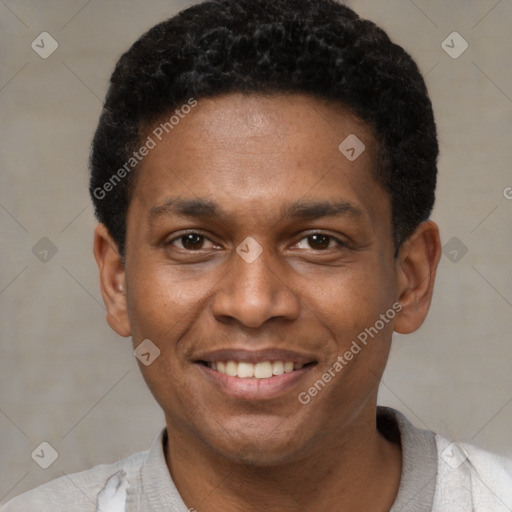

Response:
(96, 93), (437, 466)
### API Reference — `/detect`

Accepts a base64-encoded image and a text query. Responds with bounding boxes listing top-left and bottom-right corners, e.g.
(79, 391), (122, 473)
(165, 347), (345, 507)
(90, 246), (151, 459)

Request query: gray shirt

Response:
(2, 406), (438, 511)
(379, 407), (437, 511)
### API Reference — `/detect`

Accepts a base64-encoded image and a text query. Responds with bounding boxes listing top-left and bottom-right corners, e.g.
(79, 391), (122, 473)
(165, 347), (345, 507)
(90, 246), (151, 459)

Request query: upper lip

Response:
(194, 348), (317, 365)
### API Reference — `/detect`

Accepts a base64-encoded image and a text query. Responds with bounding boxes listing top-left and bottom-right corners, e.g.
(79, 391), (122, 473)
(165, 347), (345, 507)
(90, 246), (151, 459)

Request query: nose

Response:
(211, 246), (300, 329)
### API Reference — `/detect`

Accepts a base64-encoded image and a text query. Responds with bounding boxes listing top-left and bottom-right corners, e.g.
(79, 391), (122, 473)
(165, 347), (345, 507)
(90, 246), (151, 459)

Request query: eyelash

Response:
(166, 231), (219, 250)
(294, 233), (347, 250)
(166, 231), (348, 251)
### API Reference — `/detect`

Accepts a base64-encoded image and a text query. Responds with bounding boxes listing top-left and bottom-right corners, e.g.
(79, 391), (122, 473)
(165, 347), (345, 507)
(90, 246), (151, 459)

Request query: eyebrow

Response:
(148, 197), (362, 224)
(149, 198), (221, 223)
(281, 200), (362, 219)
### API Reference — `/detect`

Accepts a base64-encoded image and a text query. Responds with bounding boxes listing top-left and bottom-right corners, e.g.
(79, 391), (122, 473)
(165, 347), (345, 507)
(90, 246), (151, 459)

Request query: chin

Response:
(217, 441), (301, 467)
(203, 421), (311, 467)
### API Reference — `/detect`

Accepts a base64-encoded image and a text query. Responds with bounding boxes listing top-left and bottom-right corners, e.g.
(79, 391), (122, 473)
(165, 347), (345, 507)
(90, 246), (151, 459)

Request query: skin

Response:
(94, 93), (441, 511)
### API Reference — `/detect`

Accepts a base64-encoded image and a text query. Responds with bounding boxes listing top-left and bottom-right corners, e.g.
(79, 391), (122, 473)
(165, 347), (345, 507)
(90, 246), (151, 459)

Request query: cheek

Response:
(304, 261), (397, 385)
(310, 266), (395, 328)
(126, 268), (203, 408)
(310, 275), (396, 396)
(126, 264), (199, 339)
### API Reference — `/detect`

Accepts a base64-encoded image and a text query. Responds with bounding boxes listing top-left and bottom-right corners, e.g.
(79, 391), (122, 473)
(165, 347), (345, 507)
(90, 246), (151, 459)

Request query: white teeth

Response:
(272, 361), (284, 375)
(284, 361), (294, 373)
(254, 361), (273, 378)
(226, 360), (238, 377)
(210, 360), (305, 379)
(237, 362), (254, 378)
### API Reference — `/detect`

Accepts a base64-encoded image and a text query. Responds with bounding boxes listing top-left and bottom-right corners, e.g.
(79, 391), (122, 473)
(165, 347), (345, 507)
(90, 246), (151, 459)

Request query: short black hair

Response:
(89, 0), (438, 257)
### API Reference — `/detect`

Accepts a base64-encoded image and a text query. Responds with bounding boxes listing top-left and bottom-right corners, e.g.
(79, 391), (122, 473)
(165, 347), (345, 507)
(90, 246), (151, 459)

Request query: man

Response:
(3, 0), (512, 510)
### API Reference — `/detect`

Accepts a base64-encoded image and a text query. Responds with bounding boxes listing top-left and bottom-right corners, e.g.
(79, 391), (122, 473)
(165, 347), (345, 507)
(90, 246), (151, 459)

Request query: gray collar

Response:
(379, 406), (438, 512)
(126, 407), (437, 511)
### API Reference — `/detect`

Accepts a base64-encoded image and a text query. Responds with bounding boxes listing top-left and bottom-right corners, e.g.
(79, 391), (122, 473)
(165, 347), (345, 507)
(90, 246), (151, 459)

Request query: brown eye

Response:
(181, 233), (204, 250)
(294, 233), (345, 251)
(165, 231), (220, 256)
(307, 234), (330, 249)
(170, 233), (208, 250)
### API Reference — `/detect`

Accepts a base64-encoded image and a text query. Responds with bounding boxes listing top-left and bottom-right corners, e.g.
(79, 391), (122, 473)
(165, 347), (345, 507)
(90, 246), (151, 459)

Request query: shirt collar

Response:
(128, 407), (438, 512)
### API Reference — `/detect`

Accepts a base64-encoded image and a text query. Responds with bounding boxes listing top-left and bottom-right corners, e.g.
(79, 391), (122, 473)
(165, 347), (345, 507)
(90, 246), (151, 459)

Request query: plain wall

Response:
(1, 0), (511, 503)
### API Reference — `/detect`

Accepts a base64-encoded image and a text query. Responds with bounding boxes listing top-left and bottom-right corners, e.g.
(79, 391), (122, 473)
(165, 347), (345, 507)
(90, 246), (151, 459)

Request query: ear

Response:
(93, 224), (131, 337)
(394, 220), (441, 334)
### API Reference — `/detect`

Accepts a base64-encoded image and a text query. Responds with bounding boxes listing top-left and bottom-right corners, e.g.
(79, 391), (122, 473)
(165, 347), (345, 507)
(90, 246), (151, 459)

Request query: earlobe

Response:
(93, 224), (132, 338)
(394, 220), (441, 335)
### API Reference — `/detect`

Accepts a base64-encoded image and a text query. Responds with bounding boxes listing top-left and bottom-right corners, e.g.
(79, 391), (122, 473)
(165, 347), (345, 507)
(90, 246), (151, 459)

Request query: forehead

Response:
(130, 93), (388, 225)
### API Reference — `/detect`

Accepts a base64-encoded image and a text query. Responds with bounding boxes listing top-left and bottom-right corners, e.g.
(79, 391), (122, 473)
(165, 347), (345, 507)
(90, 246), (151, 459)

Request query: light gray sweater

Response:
(2, 407), (511, 511)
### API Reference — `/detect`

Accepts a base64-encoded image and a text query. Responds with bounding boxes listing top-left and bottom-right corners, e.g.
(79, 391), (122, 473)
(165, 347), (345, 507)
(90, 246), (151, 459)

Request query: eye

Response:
(295, 233), (343, 250)
(168, 232), (217, 251)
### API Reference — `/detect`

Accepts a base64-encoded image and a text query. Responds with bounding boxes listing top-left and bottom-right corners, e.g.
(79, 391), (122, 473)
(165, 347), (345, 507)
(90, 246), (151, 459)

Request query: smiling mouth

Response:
(198, 360), (317, 379)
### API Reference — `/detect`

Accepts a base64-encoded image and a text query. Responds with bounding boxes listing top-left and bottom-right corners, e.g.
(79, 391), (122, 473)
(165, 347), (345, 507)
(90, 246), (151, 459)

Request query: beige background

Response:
(1, 0), (511, 503)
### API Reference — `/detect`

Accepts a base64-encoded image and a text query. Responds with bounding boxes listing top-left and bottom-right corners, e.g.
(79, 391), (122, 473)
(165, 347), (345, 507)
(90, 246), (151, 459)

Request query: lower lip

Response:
(196, 363), (315, 400)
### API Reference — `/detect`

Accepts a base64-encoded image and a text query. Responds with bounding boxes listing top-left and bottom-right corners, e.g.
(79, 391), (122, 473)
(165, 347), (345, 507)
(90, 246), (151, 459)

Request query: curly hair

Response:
(89, 0), (438, 257)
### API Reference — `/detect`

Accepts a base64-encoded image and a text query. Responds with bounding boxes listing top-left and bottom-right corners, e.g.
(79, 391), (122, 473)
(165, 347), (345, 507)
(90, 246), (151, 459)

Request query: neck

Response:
(164, 406), (402, 512)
